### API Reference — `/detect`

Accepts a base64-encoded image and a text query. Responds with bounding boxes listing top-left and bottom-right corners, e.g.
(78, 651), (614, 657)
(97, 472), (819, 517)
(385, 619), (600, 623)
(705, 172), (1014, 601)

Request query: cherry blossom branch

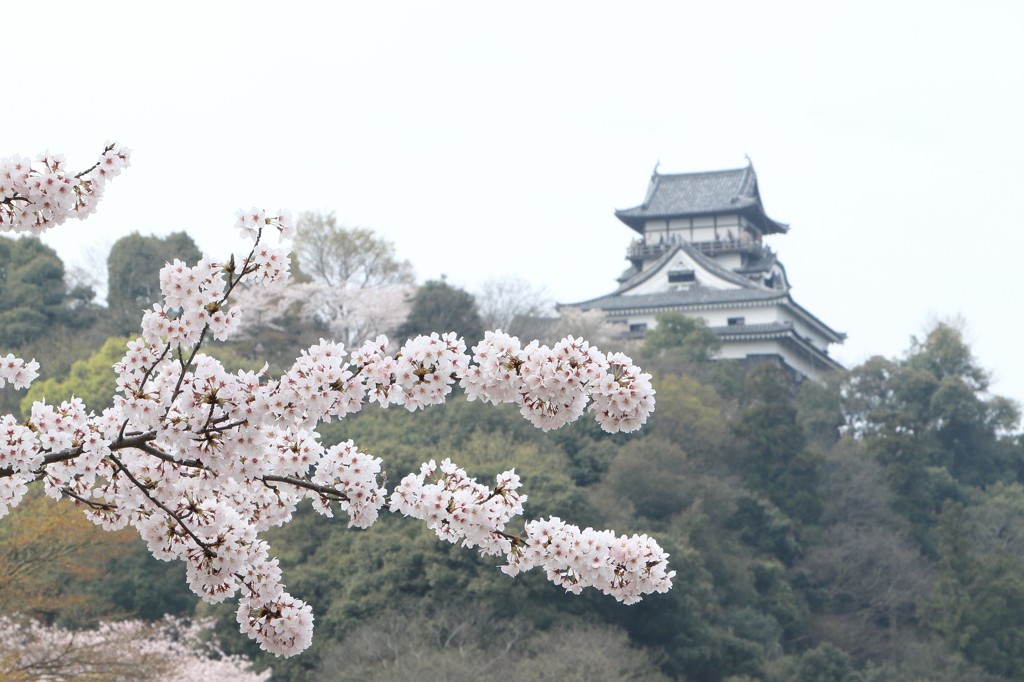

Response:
(131, 441), (208, 470)
(165, 235), (258, 409)
(106, 453), (217, 557)
(261, 475), (350, 502)
(58, 486), (117, 511)
(0, 151), (664, 658)
(0, 432), (158, 480)
(118, 343), (172, 442)
(197, 419), (248, 435)
(169, 327), (211, 405)
(72, 142), (117, 178)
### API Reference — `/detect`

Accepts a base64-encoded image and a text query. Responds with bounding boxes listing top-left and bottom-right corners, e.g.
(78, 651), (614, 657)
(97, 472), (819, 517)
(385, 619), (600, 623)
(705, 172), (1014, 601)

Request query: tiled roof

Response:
(711, 321), (795, 337)
(615, 164), (788, 235)
(569, 287), (787, 312)
(710, 322), (845, 371)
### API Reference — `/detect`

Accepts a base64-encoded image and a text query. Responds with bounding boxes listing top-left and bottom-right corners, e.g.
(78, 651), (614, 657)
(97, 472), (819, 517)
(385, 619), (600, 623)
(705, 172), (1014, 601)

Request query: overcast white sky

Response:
(4, 2), (1023, 403)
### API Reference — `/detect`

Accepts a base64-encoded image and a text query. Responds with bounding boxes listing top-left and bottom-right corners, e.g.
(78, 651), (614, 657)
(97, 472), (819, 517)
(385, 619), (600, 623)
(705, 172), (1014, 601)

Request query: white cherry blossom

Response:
(0, 144), (666, 659)
(0, 143), (130, 234)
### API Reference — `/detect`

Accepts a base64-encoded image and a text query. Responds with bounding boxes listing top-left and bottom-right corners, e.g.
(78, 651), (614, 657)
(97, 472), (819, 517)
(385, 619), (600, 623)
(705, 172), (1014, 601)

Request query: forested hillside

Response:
(2, 221), (1024, 682)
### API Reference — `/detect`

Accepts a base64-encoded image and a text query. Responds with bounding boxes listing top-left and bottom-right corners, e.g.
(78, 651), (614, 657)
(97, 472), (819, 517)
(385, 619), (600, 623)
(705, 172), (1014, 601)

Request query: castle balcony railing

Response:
(627, 239), (765, 260)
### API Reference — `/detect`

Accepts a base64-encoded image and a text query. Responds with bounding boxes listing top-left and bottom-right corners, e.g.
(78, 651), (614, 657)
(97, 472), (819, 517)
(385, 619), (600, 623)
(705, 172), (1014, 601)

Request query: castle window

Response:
(668, 269), (695, 283)
(629, 323), (647, 333)
(727, 317), (745, 326)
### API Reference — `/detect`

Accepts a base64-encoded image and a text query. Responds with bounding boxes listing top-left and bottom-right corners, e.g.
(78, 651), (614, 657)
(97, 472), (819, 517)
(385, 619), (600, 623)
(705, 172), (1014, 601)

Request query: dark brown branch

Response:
(132, 441), (207, 470)
(164, 233), (259, 409)
(59, 486), (117, 511)
(72, 143), (115, 179)
(168, 326), (210, 404)
(198, 419), (247, 435)
(261, 474), (350, 502)
(495, 529), (525, 545)
(200, 401), (218, 433)
(138, 340), (172, 389)
(107, 453), (216, 557)
(0, 431), (158, 479)
(118, 343), (172, 442)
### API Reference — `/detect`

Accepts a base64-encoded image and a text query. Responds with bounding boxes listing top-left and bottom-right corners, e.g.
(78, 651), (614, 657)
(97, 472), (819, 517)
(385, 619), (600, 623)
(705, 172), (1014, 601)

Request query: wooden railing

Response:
(627, 239), (764, 259)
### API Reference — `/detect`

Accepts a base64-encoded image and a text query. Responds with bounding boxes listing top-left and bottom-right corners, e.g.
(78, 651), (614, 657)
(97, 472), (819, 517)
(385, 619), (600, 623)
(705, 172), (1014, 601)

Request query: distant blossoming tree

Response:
(233, 211), (412, 350)
(0, 615), (269, 682)
(0, 145), (670, 658)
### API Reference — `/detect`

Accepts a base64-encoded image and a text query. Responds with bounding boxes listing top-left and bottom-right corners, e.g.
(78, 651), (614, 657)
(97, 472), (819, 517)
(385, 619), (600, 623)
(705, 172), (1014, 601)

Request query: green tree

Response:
(0, 236), (74, 346)
(731, 365), (823, 528)
(106, 231), (202, 332)
(766, 643), (866, 682)
(648, 374), (728, 459)
(395, 279), (484, 343)
(640, 312), (745, 397)
(602, 437), (690, 520)
(22, 337), (131, 414)
(725, 495), (802, 567)
(642, 312), (721, 363)
(841, 323), (1021, 541)
(923, 500), (1024, 678)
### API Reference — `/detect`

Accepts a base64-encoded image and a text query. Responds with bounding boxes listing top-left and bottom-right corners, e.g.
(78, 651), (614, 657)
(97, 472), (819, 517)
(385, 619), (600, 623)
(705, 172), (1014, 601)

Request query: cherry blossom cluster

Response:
(387, 460), (675, 603)
(0, 143), (130, 234)
(502, 518), (676, 605)
(589, 352), (658, 434)
(354, 332), (470, 410)
(0, 615), (269, 682)
(0, 354), (39, 390)
(309, 440), (387, 528)
(461, 330), (655, 432)
(389, 458), (525, 553)
(235, 207), (297, 243)
(0, 144), (668, 659)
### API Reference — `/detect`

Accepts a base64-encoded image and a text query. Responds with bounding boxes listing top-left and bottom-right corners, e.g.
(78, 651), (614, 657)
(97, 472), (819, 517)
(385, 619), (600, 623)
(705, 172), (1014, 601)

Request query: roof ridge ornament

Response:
(652, 159), (661, 177)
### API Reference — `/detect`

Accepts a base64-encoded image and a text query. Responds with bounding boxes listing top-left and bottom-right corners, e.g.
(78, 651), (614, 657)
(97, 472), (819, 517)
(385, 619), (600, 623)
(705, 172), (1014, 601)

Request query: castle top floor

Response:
(615, 164), (787, 237)
(616, 164), (788, 272)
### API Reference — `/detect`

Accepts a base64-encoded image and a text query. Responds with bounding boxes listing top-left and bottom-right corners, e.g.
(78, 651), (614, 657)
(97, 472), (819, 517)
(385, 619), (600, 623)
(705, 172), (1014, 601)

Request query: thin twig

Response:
(160, 230), (262, 419)
(168, 326), (210, 405)
(71, 143), (115, 179)
(260, 474), (351, 502)
(107, 453), (217, 557)
(198, 419), (247, 435)
(118, 343), (172, 442)
(59, 486), (117, 511)
(132, 441), (208, 470)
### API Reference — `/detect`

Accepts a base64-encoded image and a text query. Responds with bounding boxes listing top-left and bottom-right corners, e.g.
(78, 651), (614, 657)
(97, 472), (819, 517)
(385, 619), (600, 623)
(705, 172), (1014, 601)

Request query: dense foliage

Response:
(3, 196), (1024, 680)
(0, 237), (88, 347)
(396, 278), (485, 342)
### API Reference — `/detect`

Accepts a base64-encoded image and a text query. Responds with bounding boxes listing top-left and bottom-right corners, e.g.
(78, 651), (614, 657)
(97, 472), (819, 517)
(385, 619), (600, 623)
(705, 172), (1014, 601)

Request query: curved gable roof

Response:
(612, 242), (774, 295)
(615, 164), (788, 235)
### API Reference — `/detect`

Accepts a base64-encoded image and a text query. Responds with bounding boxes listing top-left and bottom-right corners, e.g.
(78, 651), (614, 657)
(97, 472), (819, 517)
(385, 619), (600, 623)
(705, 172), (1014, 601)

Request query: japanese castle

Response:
(567, 163), (845, 382)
